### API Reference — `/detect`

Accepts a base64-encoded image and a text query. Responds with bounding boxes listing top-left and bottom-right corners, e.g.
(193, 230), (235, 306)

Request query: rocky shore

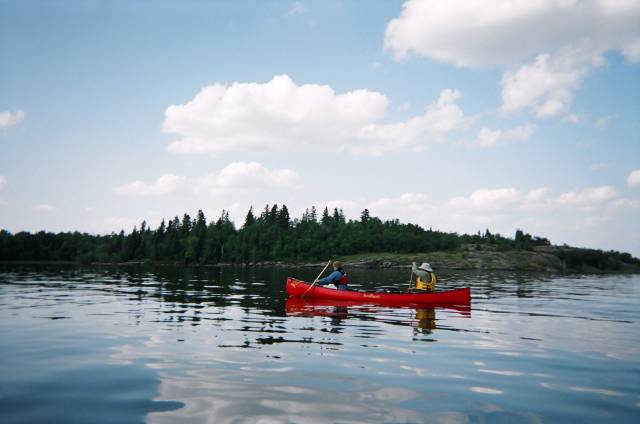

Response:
(238, 245), (640, 273)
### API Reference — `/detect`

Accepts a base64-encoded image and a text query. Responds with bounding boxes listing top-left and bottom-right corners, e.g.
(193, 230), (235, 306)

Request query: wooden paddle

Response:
(302, 260), (332, 298)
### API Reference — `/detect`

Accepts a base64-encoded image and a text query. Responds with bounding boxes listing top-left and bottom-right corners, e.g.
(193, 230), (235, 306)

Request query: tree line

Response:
(0, 204), (637, 271)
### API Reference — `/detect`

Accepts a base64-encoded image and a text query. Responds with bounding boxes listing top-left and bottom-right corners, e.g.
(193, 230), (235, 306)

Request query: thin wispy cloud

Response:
(284, 1), (304, 17)
(33, 204), (56, 212)
(0, 110), (25, 129)
(470, 124), (536, 148)
(114, 162), (299, 197)
(595, 114), (616, 128)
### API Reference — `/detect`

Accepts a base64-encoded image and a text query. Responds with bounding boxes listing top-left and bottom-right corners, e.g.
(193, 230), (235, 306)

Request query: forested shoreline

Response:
(1, 205), (638, 272)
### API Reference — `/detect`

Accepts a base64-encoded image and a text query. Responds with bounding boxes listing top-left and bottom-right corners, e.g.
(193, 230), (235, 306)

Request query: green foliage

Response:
(555, 248), (639, 271)
(0, 207), (636, 270)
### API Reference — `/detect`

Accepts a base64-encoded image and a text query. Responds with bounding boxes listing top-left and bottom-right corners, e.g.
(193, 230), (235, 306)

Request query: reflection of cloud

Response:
(478, 369), (524, 377)
(147, 368), (432, 423)
(470, 386), (504, 395)
(569, 386), (622, 397)
(371, 387), (420, 402)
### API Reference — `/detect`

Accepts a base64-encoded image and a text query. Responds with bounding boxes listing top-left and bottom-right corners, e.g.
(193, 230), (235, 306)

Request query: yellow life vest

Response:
(416, 273), (436, 291)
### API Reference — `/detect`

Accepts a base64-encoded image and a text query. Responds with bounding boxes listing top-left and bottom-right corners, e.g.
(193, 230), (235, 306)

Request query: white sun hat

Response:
(419, 262), (433, 272)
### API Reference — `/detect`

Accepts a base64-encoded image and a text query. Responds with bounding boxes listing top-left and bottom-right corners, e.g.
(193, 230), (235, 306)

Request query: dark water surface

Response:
(1, 265), (638, 423)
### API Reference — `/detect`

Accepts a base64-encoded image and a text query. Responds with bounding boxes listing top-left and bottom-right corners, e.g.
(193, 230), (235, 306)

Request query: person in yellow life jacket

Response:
(411, 262), (436, 291)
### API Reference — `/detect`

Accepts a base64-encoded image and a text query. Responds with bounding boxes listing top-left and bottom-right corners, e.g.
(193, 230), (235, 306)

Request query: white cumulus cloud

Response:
(628, 169), (640, 188)
(384, 0), (640, 67)
(448, 188), (523, 211)
(356, 89), (472, 155)
(471, 124), (536, 147)
(557, 186), (620, 205)
(384, 1), (640, 118)
(0, 110), (25, 129)
(445, 185), (624, 212)
(500, 49), (589, 117)
(114, 174), (187, 197)
(114, 162), (299, 197)
(163, 75), (469, 156)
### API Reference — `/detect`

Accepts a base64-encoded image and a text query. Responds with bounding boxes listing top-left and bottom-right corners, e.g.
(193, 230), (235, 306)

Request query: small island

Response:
(1, 205), (638, 273)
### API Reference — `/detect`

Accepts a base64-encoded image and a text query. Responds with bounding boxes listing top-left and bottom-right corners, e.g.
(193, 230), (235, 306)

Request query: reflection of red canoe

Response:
(286, 277), (471, 305)
(285, 297), (471, 317)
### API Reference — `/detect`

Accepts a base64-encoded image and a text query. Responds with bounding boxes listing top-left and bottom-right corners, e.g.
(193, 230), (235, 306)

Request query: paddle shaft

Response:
(302, 260), (332, 297)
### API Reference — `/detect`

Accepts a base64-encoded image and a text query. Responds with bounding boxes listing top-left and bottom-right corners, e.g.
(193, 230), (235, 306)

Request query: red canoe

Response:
(286, 277), (471, 305)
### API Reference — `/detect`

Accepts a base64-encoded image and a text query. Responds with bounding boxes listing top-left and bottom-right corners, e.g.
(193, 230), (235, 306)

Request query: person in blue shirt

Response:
(315, 260), (350, 290)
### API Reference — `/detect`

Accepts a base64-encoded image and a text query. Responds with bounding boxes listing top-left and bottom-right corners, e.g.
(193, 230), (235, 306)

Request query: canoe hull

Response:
(286, 277), (471, 305)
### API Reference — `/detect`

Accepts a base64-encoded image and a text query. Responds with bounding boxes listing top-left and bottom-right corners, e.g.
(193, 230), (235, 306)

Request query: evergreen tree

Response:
(277, 205), (290, 230)
(332, 208), (345, 224)
(321, 207), (331, 225)
(310, 206), (317, 222)
(244, 206), (256, 228)
(181, 214), (192, 234)
(269, 204), (279, 225)
(360, 209), (371, 223)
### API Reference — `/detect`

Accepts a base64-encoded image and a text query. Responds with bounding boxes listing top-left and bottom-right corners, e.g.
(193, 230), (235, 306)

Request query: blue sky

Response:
(1, 0), (639, 255)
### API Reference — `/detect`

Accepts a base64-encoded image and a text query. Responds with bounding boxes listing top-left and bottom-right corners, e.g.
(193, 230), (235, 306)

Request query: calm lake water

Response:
(1, 265), (639, 423)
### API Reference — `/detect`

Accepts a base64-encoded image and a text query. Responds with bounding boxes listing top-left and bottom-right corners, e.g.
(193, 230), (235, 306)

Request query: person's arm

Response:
(317, 271), (341, 285)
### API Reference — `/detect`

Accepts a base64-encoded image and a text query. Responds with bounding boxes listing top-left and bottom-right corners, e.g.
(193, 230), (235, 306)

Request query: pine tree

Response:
(157, 219), (166, 236)
(310, 206), (317, 222)
(360, 209), (371, 223)
(244, 206), (256, 228)
(277, 204), (291, 229)
(181, 213), (192, 234)
(269, 204), (279, 225)
(332, 208), (345, 224)
(195, 210), (206, 230)
(321, 207), (331, 225)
